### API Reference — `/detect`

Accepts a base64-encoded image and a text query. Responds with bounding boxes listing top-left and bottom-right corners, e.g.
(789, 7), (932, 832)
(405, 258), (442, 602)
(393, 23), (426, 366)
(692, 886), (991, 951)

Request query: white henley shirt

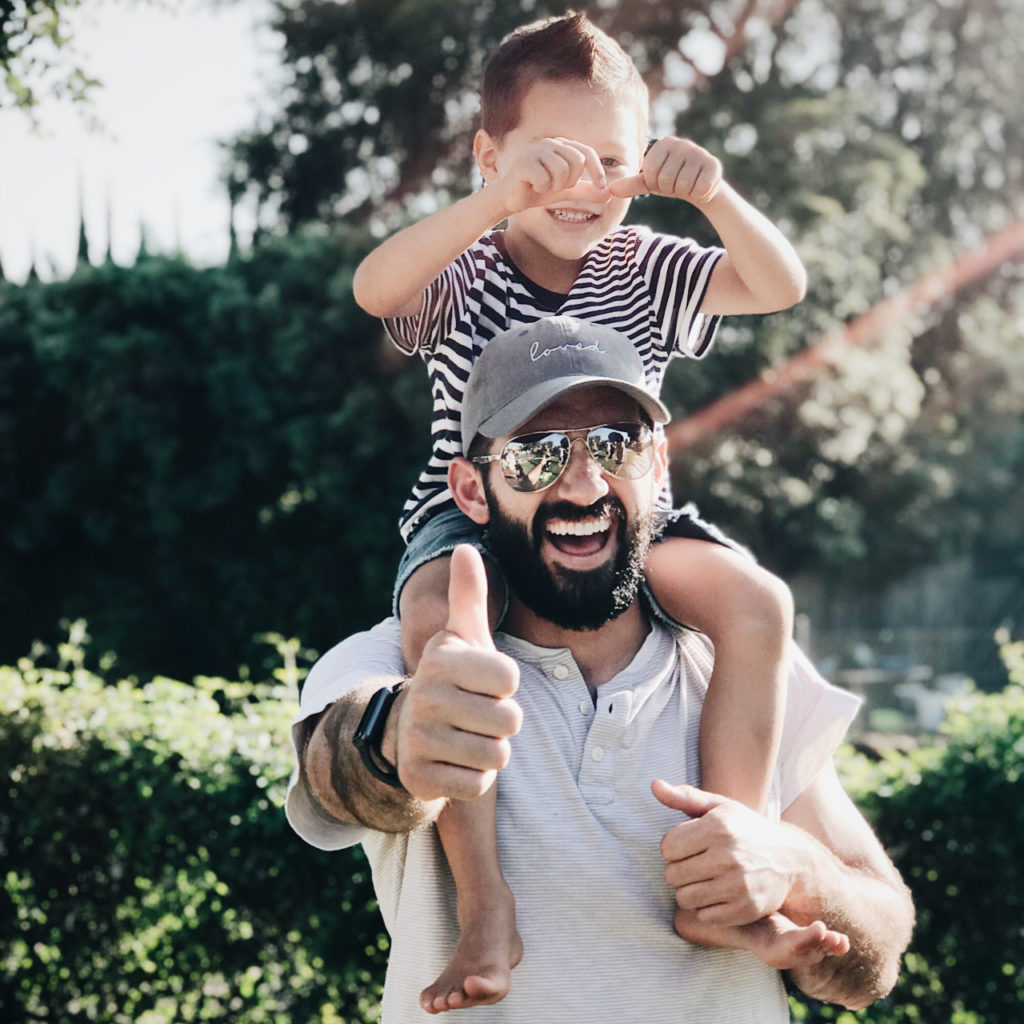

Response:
(287, 618), (860, 1024)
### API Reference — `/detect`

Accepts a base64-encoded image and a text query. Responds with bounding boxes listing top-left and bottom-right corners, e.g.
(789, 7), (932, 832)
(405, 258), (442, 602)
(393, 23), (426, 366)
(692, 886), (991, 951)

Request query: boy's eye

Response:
(601, 156), (632, 177)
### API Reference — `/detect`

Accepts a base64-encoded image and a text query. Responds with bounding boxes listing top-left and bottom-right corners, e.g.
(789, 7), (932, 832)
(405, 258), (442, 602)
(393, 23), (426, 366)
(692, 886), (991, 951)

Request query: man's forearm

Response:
(301, 677), (445, 834)
(781, 772), (914, 1009)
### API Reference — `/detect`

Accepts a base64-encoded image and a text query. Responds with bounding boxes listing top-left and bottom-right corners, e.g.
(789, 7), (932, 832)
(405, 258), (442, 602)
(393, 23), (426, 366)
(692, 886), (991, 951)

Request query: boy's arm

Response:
(352, 186), (511, 319)
(693, 181), (807, 315)
(353, 137), (610, 319)
(610, 137), (807, 315)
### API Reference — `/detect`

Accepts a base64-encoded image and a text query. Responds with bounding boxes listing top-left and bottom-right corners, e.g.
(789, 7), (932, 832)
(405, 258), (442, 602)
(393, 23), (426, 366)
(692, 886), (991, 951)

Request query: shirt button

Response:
(591, 746), (605, 762)
(578, 699), (591, 715)
(552, 664), (570, 680)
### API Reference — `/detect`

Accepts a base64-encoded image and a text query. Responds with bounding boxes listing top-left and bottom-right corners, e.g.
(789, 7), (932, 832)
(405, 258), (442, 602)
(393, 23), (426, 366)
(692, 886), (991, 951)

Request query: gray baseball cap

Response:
(461, 316), (670, 451)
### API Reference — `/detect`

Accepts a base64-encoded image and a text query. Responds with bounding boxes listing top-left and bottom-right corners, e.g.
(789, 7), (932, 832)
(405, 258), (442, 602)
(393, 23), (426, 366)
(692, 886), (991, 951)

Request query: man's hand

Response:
(390, 545), (523, 802)
(653, 779), (797, 927)
(610, 137), (722, 204)
(494, 137), (612, 215)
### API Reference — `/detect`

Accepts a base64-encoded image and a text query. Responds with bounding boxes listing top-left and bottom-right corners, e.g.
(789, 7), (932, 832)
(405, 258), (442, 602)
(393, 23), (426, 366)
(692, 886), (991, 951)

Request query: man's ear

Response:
(473, 129), (500, 183)
(449, 457), (491, 524)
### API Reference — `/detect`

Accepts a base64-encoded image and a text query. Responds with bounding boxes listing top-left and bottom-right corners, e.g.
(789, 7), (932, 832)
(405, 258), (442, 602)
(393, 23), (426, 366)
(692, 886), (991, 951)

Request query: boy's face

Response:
(480, 78), (645, 276)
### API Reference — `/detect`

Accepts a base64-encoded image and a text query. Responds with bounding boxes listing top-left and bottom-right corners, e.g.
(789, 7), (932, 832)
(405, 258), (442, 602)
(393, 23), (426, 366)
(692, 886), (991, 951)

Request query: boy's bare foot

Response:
(420, 898), (523, 1014)
(675, 909), (850, 970)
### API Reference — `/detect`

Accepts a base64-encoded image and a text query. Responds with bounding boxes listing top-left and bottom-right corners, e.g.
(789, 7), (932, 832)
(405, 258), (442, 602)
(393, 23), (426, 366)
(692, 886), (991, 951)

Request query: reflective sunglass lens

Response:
(499, 424), (652, 492)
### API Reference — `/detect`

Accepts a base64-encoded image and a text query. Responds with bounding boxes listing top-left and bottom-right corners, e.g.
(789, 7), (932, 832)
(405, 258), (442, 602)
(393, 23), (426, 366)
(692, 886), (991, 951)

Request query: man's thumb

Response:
(651, 778), (729, 819)
(446, 544), (494, 648)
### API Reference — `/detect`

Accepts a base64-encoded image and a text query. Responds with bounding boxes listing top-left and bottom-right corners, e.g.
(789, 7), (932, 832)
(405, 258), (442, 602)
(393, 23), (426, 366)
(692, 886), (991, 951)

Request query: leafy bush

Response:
(0, 640), (387, 1023)
(4, 636), (1024, 1022)
(792, 639), (1024, 1023)
(0, 235), (429, 681)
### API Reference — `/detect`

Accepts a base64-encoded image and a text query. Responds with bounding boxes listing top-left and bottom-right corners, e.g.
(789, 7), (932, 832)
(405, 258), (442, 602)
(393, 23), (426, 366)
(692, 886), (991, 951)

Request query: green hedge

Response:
(791, 639), (1024, 1023)
(4, 638), (1023, 1023)
(0, 637), (386, 1024)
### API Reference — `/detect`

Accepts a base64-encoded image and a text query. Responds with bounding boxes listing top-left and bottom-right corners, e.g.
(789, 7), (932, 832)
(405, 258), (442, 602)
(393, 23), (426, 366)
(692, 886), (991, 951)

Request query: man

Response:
(287, 317), (913, 1023)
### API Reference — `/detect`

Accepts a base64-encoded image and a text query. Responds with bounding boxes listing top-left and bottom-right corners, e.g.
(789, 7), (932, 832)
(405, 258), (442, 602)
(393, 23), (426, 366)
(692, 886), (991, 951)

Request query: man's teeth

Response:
(550, 208), (596, 222)
(547, 517), (610, 537)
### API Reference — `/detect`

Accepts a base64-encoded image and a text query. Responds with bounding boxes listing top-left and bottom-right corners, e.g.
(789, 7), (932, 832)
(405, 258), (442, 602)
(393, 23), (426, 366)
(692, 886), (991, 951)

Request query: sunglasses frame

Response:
(471, 421), (654, 493)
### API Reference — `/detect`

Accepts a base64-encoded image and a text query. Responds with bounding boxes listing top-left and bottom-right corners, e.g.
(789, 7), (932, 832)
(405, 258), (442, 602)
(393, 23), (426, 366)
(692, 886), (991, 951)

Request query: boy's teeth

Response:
(547, 516), (610, 536)
(551, 208), (594, 222)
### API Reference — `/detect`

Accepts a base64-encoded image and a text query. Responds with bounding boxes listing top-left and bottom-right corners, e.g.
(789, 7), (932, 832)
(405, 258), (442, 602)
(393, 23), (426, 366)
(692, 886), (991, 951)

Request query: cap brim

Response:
(476, 375), (670, 439)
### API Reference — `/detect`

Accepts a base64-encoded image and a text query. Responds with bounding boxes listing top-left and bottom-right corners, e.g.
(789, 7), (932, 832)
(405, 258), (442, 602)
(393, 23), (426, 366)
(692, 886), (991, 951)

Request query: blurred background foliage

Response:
(2, 0), (1024, 1020)
(2, 631), (1022, 1023)
(2, 0), (1022, 681)
(1, 233), (426, 678)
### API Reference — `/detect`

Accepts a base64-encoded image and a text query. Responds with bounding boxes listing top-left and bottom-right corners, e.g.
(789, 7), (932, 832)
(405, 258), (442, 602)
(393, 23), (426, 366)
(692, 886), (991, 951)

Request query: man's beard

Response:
(484, 489), (656, 632)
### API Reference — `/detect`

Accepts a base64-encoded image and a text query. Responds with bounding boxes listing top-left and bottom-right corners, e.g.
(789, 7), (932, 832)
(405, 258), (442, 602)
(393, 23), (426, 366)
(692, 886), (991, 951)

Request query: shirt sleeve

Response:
(631, 226), (725, 359)
(776, 643), (862, 811)
(382, 241), (490, 357)
(285, 617), (405, 851)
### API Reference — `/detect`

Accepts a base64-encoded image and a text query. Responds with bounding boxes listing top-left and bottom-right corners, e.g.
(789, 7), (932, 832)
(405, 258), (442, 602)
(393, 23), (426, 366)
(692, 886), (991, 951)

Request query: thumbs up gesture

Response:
(394, 546), (523, 802)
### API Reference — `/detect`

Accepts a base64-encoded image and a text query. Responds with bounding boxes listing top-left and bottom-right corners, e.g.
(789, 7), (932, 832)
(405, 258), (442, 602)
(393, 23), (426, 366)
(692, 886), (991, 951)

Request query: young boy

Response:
(353, 12), (847, 1015)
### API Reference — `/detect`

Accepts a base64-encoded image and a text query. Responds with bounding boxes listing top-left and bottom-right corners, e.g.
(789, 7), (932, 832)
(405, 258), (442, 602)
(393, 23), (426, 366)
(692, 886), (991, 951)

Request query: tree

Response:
(0, 234), (429, 678)
(227, 0), (800, 234)
(1, 0), (99, 113)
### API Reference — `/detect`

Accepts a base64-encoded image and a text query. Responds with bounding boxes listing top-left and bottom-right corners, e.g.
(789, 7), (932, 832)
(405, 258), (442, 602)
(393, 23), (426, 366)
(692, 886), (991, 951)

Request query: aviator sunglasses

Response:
(471, 422), (655, 493)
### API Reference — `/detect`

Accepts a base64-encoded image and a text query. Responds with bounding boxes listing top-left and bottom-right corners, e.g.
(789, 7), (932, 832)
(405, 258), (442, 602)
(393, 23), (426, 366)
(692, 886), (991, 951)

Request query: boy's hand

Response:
(610, 137), (722, 205)
(496, 137), (612, 214)
(393, 546), (523, 802)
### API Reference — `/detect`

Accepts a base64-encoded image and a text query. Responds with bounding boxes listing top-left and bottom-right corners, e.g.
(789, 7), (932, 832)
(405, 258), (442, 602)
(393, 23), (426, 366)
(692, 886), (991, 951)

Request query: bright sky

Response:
(0, 0), (280, 284)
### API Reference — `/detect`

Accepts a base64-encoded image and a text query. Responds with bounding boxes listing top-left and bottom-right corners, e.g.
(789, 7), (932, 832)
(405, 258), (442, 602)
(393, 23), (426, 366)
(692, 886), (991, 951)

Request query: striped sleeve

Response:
(382, 245), (490, 357)
(633, 228), (725, 359)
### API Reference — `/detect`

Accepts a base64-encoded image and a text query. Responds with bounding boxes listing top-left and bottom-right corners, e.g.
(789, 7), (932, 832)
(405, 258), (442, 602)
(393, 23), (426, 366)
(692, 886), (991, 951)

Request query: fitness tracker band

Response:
(352, 681), (406, 789)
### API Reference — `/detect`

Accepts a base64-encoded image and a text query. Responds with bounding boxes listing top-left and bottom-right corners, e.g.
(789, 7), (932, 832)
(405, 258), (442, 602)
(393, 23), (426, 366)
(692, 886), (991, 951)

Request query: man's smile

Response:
(540, 505), (618, 564)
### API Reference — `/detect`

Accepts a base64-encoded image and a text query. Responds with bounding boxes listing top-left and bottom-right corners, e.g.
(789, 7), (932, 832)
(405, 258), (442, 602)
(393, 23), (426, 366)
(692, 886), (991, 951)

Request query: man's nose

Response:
(554, 438), (609, 503)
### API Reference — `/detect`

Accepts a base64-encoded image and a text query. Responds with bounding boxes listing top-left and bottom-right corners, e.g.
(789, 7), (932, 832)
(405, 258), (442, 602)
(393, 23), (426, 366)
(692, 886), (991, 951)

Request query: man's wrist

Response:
(352, 680), (408, 789)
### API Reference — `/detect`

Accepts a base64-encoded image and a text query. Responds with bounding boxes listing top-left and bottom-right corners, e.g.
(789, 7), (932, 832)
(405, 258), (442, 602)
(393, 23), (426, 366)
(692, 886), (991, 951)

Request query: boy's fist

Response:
(497, 137), (611, 213)
(610, 137), (722, 204)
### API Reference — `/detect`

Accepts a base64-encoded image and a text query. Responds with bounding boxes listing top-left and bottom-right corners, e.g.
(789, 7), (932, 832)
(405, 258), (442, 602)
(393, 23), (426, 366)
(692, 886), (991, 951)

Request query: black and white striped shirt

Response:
(385, 225), (724, 542)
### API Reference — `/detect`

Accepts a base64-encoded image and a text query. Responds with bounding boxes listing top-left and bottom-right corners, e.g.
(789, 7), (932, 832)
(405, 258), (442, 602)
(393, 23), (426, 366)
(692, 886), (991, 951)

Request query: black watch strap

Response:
(352, 681), (406, 789)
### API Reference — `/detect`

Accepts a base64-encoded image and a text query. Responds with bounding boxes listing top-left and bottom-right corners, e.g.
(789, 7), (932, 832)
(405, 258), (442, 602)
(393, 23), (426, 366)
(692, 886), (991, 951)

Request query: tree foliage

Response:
(795, 640), (1024, 1023)
(226, 0), (721, 232)
(1, 0), (98, 112)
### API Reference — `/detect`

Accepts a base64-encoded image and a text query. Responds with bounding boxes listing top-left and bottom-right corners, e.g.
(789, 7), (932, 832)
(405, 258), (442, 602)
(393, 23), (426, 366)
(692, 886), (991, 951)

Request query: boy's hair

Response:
(481, 11), (649, 143)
